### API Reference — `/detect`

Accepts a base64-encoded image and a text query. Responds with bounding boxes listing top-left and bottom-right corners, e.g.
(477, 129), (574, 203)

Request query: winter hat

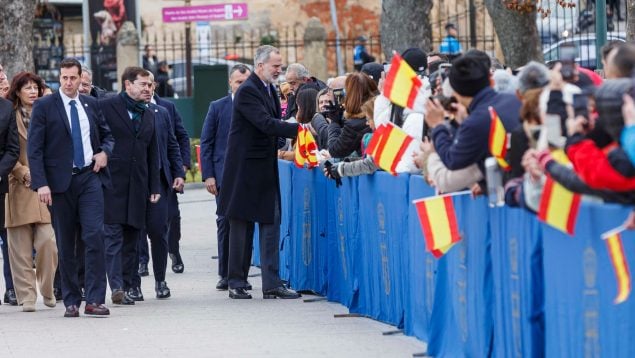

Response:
(401, 48), (427, 73)
(448, 54), (490, 97)
(361, 62), (384, 85)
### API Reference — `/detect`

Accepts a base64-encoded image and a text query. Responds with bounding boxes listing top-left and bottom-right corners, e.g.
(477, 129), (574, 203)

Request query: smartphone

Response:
(573, 93), (589, 124)
(559, 43), (577, 81)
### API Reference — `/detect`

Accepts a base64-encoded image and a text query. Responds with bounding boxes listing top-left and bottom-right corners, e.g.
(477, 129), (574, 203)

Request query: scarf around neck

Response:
(120, 91), (147, 122)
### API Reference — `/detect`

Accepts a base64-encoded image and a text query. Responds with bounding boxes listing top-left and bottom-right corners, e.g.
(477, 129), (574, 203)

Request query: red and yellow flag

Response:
(294, 125), (318, 168)
(365, 123), (414, 175)
(488, 106), (510, 171)
(384, 53), (424, 111)
(413, 195), (462, 258)
(537, 176), (581, 235)
(603, 230), (631, 304)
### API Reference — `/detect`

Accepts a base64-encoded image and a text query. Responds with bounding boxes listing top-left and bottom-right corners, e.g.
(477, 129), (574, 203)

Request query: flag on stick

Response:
(413, 191), (470, 258)
(294, 125), (318, 168)
(538, 176), (581, 235)
(488, 106), (510, 171)
(602, 226), (631, 304)
(384, 53), (426, 112)
(365, 123), (415, 175)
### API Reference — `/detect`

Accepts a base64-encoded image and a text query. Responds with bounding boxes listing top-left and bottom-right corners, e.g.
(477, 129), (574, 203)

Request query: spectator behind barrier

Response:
(323, 96), (379, 183)
(374, 48), (430, 173)
(284, 63), (327, 120)
(326, 73), (376, 159)
(278, 88), (319, 161)
(424, 52), (521, 185)
(310, 88), (333, 150)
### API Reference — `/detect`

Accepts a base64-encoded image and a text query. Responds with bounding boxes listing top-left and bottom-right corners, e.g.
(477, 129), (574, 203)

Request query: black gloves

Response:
(323, 161), (343, 188)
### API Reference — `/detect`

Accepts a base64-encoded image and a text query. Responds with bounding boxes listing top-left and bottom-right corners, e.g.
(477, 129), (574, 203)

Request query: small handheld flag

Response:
(488, 106), (510, 171)
(602, 226), (631, 304)
(365, 123), (414, 175)
(538, 176), (581, 236)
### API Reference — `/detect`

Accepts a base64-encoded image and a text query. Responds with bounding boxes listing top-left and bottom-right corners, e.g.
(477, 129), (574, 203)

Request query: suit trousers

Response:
(50, 171), (107, 306)
(104, 224), (140, 291)
(228, 199), (279, 290)
(7, 223), (57, 305)
(133, 180), (170, 287)
(167, 189), (181, 255)
(216, 186), (253, 279)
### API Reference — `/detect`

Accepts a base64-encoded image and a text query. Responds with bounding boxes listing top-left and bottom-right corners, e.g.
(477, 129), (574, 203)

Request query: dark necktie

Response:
(69, 100), (85, 168)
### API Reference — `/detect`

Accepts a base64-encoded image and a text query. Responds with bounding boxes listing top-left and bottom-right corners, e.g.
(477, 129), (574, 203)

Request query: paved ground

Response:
(0, 185), (426, 357)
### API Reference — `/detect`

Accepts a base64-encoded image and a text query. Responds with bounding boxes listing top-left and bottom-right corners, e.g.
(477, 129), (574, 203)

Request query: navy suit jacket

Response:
(28, 92), (114, 193)
(155, 96), (191, 169)
(150, 103), (185, 186)
(200, 94), (232, 187)
(217, 73), (298, 223)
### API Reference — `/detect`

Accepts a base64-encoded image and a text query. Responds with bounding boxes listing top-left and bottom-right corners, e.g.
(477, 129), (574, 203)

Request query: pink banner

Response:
(162, 3), (248, 23)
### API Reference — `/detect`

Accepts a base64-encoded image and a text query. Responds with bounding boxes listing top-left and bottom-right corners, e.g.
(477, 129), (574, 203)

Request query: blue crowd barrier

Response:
(248, 161), (635, 357)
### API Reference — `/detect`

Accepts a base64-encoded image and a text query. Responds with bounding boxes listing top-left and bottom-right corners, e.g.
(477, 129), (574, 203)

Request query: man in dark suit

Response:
(99, 67), (160, 306)
(218, 45), (301, 300)
(137, 93), (190, 278)
(128, 77), (185, 301)
(0, 89), (20, 306)
(28, 58), (114, 317)
(200, 64), (251, 291)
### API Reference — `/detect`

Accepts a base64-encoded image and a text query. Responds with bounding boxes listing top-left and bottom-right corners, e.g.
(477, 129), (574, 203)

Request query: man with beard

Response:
(218, 45), (301, 300)
(99, 67), (160, 305)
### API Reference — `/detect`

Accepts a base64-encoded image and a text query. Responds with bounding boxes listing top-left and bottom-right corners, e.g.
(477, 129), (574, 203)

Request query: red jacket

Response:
(567, 138), (635, 191)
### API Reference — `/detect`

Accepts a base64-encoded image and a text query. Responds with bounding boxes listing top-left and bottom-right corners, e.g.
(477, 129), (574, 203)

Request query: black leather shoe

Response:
(263, 286), (301, 299)
(127, 287), (144, 301)
(64, 305), (80, 318)
(155, 281), (171, 299)
(245, 281), (253, 291)
(54, 287), (63, 301)
(170, 253), (184, 273)
(138, 263), (149, 277)
(4, 289), (17, 305)
(229, 287), (252, 299)
(216, 278), (228, 290)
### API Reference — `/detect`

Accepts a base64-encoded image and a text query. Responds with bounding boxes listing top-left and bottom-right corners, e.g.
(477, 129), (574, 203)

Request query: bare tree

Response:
(0, 0), (37, 78)
(484, 0), (542, 68)
(628, 0), (635, 41)
(380, 0), (433, 60)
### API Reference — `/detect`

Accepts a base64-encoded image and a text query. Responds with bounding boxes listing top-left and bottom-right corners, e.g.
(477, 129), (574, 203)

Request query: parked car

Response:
(169, 58), (252, 97)
(542, 32), (626, 70)
(537, 0), (580, 49)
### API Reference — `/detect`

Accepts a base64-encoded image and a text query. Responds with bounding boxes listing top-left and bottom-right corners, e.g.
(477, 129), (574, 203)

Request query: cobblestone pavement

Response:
(0, 185), (427, 358)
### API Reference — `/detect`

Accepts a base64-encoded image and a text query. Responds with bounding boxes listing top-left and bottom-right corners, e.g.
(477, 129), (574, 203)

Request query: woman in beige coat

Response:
(6, 72), (57, 312)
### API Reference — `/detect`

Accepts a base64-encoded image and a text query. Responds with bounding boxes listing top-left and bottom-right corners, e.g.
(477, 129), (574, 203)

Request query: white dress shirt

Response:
(59, 91), (93, 167)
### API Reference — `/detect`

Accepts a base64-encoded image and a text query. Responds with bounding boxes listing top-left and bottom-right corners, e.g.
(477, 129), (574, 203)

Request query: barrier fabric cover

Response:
(247, 162), (635, 357)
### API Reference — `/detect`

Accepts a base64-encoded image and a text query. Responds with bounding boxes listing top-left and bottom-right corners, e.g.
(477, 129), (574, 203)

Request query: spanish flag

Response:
(384, 53), (425, 112)
(365, 123), (414, 175)
(537, 176), (581, 236)
(413, 194), (462, 258)
(488, 107), (510, 171)
(602, 228), (631, 304)
(294, 126), (318, 168)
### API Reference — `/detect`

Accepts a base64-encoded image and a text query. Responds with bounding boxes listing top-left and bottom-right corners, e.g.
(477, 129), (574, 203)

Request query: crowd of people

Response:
(0, 59), (190, 316)
(2, 37), (635, 314)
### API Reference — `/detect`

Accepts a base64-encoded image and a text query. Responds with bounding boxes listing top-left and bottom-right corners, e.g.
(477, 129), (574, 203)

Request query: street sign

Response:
(162, 3), (248, 23)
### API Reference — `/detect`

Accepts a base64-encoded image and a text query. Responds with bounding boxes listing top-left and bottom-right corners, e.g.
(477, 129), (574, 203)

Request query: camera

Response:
(332, 88), (345, 107)
(430, 94), (457, 112)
